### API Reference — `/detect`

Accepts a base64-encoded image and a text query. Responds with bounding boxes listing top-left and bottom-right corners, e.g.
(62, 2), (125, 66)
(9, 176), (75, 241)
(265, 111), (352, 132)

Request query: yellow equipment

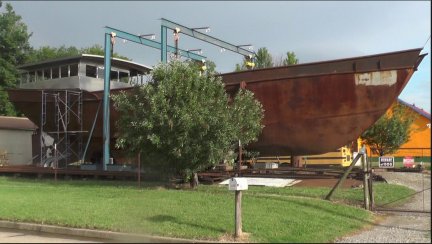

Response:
(247, 145), (353, 167)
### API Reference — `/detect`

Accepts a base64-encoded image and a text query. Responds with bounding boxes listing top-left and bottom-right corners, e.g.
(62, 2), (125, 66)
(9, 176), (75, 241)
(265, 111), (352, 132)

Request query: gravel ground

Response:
(335, 171), (431, 243)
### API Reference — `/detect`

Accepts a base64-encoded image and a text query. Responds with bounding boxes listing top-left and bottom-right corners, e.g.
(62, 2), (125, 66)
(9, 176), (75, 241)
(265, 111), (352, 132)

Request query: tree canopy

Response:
(283, 51), (299, 66)
(27, 44), (131, 63)
(0, 1), (32, 116)
(235, 48), (299, 71)
(361, 102), (416, 156)
(113, 61), (264, 184)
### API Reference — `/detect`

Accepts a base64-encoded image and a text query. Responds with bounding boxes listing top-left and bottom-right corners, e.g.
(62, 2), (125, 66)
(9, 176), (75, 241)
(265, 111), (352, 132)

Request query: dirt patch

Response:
(293, 178), (363, 188)
(218, 232), (251, 243)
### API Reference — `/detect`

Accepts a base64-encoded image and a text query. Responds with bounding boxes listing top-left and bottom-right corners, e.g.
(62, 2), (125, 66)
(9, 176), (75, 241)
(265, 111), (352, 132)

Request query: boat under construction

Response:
(222, 48), (426, 156)
(6, 48), (426, 167)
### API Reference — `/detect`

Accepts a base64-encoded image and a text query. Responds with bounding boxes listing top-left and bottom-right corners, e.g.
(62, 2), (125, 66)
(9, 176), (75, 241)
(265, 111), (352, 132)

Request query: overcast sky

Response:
(6, 1), (431, 112)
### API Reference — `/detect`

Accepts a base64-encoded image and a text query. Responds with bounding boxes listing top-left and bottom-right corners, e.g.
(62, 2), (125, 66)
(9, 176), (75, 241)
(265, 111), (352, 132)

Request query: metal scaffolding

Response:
(40, 90), (84, 168)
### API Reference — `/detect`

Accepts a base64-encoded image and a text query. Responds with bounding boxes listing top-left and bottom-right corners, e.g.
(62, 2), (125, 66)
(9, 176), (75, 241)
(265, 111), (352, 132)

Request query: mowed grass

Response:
(0, 176), (413, 242)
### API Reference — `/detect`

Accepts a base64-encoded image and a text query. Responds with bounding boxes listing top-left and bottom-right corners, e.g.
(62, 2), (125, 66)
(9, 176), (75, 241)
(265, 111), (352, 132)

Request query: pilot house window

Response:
(110, 70), (119, 82)
(86, 65), (97, 78)
(70, 64), (78, 76)
(36, 70), (43, 81)
(119, 71), (129, 83)
(60, 65), (69, 78)
(43, 69), (51, 80)
(29, 72), (36, 83)
(52, 67), (59, 79)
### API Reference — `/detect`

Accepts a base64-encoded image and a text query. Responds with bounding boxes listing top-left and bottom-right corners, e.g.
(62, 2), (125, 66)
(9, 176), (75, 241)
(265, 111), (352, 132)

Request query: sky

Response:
(5, 1), (431, 113)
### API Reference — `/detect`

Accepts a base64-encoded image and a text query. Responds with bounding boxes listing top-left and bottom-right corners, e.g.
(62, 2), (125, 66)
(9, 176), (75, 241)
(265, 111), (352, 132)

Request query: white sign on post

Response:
(229, 178), (248, 191)
(379, 156), (395, 168)
(403, 156), (415, 168)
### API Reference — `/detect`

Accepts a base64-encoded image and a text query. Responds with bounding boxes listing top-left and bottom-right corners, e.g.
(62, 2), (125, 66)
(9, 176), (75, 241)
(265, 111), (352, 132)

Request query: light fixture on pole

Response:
(191, 27), (211, 33)
(187, 49), (203, 55)
(237, 44), (254, 50)
(139, 34), (156, 40)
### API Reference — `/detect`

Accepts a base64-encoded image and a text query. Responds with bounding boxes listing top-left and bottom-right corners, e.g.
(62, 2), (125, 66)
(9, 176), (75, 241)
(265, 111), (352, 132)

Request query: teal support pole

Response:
(103, 33), (112, 171)
(161, 25), (167, 63)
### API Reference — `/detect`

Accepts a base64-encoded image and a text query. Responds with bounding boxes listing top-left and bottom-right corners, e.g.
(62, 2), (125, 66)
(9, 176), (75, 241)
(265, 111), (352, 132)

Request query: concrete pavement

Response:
(0, 227), (105, 243)
(0, 220), (207, 243)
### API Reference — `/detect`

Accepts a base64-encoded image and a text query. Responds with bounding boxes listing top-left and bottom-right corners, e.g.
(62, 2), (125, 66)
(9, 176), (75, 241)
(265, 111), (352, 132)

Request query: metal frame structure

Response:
(102, 26), (207, 169)
(160, 18), (255, 63)
(102, 19), (256, 168)
(40, 90), (84, 168)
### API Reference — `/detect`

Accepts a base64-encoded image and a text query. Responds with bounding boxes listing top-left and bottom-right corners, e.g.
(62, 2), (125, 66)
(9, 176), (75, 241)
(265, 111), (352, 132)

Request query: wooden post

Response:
(362, 153), (370, 210)
(235, 190), (242, 238)
(54, 143), (57, 182)
(325, 151), (363, 200)
(238, 140), (242, 176)
(367, 155), (375, 210)
(137, 151), (141, 188)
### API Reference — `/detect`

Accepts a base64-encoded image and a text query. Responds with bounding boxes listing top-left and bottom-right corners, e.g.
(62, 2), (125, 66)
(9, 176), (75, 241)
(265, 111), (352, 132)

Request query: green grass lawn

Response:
(0, 176), (414, 242)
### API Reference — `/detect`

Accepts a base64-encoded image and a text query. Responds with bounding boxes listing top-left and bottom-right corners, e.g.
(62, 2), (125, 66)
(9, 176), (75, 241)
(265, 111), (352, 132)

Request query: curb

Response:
(0, 220), (214, 243)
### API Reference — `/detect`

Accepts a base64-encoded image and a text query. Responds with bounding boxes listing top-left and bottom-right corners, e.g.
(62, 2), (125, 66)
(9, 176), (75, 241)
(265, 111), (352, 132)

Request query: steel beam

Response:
(161, 25), (167, 63)
(161, 18), (255, 57)
(102, 33), (112, 170)
(104, 26), (205, 61)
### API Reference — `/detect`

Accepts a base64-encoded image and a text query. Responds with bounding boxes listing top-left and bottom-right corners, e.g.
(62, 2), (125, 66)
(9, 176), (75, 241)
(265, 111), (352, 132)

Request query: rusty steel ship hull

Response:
(7, 48), (426, 157)
(221, 48), (425, 156)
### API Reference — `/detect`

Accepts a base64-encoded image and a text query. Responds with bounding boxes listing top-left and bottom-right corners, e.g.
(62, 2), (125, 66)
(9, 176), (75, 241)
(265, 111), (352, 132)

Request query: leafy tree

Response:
(113, 61), (264, 187)
(236, 47), (273, 71)
(0, 1), (32, 116)
(28, 44), (131, 63)
(26, 46), (80, 63)
(231, 89), (264, 145)
(361, 103), (416, 156)
(283, 51), (299, 66)
(235, 48), (298, 71)
(273, 51), (299, 67)
(81, 44), (131, 60)
(186, 59), (218, 75)
(254, 47), (273, 69)
(234, 63), (243, 72)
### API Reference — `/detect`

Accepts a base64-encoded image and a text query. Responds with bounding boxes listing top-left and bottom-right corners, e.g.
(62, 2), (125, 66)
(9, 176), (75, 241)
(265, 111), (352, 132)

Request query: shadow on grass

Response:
(250, 194), (428, 233)
(147, 214), (226, 233)
(147, 215), (176, 222)
(250, 193), (375, 226)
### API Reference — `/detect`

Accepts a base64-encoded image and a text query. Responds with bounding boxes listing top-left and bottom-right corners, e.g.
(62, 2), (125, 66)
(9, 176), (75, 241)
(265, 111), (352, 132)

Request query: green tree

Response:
(0, 1), (32, 116)
(361, 103), (416, 156)
(27, 45), (80, 63)
(113, 61), (263, 187)
(28, 44), (131, 63)
(231, 89), (264, 145)
(254, 47), (273, 69)
(81, 44), (131, 60)
(235, 47), (274, 71)
(283, 51), (299, 66)
(235, 48), (299, 71)
(273, 51), (299, 67)
(187, 59), (218, 75)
